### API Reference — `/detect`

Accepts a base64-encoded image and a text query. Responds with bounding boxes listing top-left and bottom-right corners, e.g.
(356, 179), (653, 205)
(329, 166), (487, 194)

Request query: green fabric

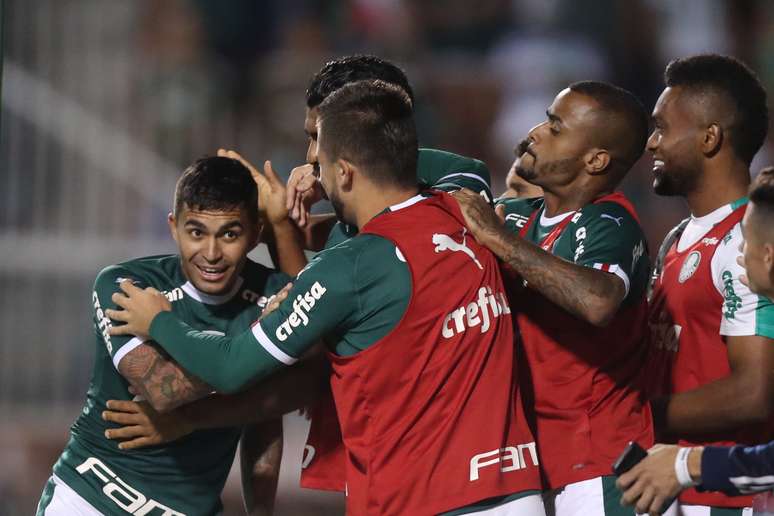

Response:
(440, 490), (540, 515)
(602, 475), (636, 516)
(35, 476), (56, 516)
(498, 197), (651, 304)
(710, 507), (746, 516)
(51, 255), (289, 516)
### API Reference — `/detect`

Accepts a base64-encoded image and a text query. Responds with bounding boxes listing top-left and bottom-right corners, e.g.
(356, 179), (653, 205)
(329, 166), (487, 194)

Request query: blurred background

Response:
(3, 0), (774, 514)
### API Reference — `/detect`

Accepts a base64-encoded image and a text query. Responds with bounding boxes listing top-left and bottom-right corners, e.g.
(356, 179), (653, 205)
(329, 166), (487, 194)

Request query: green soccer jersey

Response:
(47, 255), (289, 516)
(497, 196), (650, 303)
(324, 147), (492, 248)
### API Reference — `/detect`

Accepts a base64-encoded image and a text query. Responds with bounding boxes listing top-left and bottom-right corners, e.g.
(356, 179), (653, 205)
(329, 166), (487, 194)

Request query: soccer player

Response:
(100, 54), (496, 499)
(36, 157), (293, 515)
(644, 54), (774, 516)
(106, 80), (545, 515)
(451, 80), (653, 516)
(618, 166), (774, 515)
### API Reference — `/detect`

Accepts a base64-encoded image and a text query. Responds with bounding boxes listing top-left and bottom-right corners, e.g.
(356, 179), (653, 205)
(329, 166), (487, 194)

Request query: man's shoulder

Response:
(95, 254), (178, 289)
(417, 147), (490, 187)
(575, 201), (644, 232)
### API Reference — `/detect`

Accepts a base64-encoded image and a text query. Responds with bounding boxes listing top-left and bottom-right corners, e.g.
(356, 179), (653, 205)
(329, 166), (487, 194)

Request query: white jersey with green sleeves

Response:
(676, 199), (774, 339)
(45, 255), (290, 516)
(497, 196), (650, 303)
(324, 148), (492, 248)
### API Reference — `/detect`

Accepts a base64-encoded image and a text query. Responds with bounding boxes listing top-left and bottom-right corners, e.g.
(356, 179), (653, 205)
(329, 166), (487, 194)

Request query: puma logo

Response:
(433, 228), (483, 270)
(600, 214), (624, 226)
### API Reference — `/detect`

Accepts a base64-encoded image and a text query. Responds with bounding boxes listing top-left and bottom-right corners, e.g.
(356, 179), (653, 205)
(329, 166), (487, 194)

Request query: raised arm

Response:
(452, 189), (628, 327)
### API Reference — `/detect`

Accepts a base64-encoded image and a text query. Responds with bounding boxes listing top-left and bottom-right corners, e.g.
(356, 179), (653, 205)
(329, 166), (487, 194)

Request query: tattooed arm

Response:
(451, 189), (626, 327)
(117, 342), (212, 413)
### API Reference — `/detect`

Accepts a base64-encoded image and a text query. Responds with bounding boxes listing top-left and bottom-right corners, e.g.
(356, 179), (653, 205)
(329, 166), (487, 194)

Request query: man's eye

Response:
(190, 229), (202, 238)
(223, 231), (239, 240)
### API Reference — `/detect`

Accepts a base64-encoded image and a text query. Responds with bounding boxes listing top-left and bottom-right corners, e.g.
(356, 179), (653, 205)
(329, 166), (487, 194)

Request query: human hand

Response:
(286, 164), (324, 228)
(102, 399), (192, 449)
(218, 149), (290, 227)
(260, 283), (292, 320)
(449, 188), (506, 245)
(617, 444), (697, 515)
(106, 281), (171, 341)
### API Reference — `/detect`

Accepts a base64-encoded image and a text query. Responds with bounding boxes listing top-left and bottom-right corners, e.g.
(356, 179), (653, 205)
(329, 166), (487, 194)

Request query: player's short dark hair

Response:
(664, 54), (768, 165)
(306, 55), (415, 109)
(317, 80), (418, 188)
(750, 167), (774, 215)
(568, 80), (649, 170)
(174, 156), (258, 222)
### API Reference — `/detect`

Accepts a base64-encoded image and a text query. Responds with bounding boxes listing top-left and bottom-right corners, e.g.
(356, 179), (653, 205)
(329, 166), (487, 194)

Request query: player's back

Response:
(50, 254), (286, 516)
(330, 192), (541, 515)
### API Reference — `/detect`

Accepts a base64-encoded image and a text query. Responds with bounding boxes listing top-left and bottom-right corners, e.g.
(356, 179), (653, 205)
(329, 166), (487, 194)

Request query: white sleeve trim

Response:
(435, 172), (490, 190)
(592, 263), (630, 297)
(112, 337), (147, 370)
(252, 323), (298, 365)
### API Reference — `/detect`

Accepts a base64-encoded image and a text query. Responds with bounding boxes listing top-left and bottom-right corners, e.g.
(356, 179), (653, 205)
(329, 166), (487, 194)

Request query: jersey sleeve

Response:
(571, 202), (649, 298)
(712, 224), (774, 339)
(147, 249), (358, 393)
(92, 265), (150, 370)
(418, 147), (493, 204)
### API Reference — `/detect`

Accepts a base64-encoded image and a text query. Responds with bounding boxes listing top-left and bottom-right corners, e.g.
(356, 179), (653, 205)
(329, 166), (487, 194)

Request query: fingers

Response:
(103, 409), (142, 426)
(620, 475), (645, 507)
(107, 320), (133, 336)
(117, 436), (156, 450)
(263, 160), (283, 185)
(634, 487), (655, 515)
(106, 399), (141, 412)
(105, 424), (144, 440)
(495, 203), (506, 222)
(106, 307), (129, 322)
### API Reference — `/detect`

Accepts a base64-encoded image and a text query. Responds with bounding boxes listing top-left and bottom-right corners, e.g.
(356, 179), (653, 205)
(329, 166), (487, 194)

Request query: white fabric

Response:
(540, 209), (575, 227)
(389, 194), (425, 211)
(674, 202), (762, 337)
(41, 475), (103, 516)
(592, 263), (631, 297)
(465, 493), (545, 515)
(181, 276), (244, 305)
(252, 323), (298, 365)
(112, 336), (146, 370)
(544, 477), (604, 516)
(677, 504), (752, 516)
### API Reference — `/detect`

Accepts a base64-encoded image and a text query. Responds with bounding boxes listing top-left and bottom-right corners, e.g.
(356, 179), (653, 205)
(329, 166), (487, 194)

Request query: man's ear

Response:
(702, 123), (723, 157)
(167, 213), (179, 244)
(584, 148), (611, 176)
(337, 158), (356, 192)
(764, 242), (774, 275)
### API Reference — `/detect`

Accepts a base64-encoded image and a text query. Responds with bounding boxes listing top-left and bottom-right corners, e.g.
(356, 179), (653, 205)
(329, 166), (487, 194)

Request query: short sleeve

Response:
(92, 265), (149, 369)
(254, 248), (358, 361)
(712, 224), (774, 339)
(571, 203), (649, 297)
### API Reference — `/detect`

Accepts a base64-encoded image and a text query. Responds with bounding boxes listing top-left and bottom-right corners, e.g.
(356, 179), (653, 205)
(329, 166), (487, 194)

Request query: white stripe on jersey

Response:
(592, 263), (630, 297)
(435, 172), (491, 191)
(112, 336), (147, 370)
(42, 475), (103, 516)
(252, 323), (298, 365)
(730, 473), (774, 493)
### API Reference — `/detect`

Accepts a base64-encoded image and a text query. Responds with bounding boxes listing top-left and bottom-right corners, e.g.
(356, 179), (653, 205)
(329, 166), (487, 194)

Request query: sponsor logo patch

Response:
(275, 281), (327, 342)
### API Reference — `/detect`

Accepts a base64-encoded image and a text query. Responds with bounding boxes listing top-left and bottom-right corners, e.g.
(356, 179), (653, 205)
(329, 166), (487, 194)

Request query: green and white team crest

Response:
(678, 251), (701, 283)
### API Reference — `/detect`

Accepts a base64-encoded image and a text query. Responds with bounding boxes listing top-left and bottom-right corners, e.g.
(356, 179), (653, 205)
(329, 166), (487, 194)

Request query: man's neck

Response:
(353, 186), (421, 228)
(543, 184), (613, 218)
(685, 161), (750, 217)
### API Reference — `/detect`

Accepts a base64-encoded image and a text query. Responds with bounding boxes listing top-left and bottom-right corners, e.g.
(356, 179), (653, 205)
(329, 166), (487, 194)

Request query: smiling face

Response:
(515, 89), (597, 189)
(647, 86), (704, 197)
(169, 206), (258, 295)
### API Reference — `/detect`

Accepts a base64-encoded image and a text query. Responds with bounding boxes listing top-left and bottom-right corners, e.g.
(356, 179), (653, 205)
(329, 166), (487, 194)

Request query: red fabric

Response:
(325, 192), (540, 515)
(300, 392), (347, 492)
(515, 192), (654, 489)
(648, 204), (769, 508)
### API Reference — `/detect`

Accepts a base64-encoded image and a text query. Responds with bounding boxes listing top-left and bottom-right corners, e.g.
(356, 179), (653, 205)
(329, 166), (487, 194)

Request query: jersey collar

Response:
(182, 276), (244, 305)
(389, 194), (426, 212)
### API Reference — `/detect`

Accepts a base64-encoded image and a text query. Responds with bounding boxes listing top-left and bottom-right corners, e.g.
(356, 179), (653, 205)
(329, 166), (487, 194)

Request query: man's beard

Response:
(328, 188), (350, 226)
(653, 162), (701, 197)
(517, 155), (577, 186)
